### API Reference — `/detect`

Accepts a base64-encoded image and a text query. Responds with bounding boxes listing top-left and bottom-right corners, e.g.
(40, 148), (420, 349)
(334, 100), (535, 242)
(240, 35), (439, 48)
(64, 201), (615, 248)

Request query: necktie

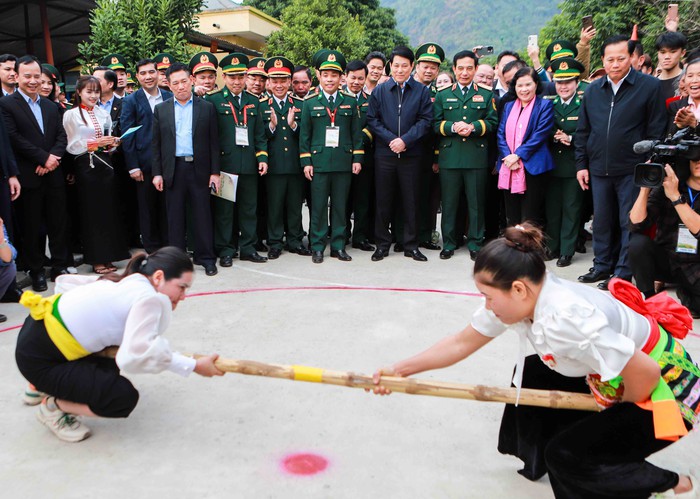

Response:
(328, 95), (334, 108)
(235, 95), (241, 107)
(462, 85), (467, 96)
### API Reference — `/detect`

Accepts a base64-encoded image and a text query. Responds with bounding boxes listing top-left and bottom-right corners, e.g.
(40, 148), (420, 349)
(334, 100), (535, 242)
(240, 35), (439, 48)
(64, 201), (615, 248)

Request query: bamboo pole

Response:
(97, 348), (599, 411)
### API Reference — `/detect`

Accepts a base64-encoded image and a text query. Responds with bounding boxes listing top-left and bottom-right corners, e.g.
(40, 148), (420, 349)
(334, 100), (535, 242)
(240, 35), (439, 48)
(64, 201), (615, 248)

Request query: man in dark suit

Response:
(367, 46), (433, 262)
(120, 58), (172, 253)
(152, 62), (219, 276)
(0, 55), (70, 291)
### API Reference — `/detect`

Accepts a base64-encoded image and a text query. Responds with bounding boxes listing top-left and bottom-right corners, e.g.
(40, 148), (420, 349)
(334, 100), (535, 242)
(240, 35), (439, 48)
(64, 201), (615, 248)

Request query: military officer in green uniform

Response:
(433, 49), (498, 260)
(153, 53), (174, 91)
(258, 56), (311, 259)
(190, 51), (219, 96)
(247, 57), (268, 98)
(545, 40), (589, 98)
(545, 57), (586, 268)
(101, 53), (128, 98)
(343, 59), (375, 251)
(414, 43), (445, 251)
(205, 53), (269, 265)
(300, 50), (363, 263)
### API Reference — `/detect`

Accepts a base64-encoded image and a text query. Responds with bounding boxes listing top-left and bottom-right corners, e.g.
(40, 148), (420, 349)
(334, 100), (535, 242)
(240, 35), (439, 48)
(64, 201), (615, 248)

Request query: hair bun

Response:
(503, 222), (545, 254)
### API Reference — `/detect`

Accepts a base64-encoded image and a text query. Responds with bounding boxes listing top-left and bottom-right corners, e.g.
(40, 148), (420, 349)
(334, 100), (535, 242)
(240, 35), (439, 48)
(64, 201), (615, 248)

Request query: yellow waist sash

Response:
(20, 291), (90, 361)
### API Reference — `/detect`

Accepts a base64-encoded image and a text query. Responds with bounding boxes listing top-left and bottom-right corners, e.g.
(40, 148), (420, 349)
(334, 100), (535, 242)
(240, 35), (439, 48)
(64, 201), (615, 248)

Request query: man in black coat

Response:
(0, 55), (69, 291)
(575, 35), (667, 290)
(152, 62), (220, 276)
(367, 46), (433, 262)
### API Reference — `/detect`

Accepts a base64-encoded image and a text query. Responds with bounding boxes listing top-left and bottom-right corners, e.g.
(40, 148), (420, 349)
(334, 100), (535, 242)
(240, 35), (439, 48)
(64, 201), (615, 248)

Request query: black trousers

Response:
(502, 170), (549, 227)
(374, 154), (421, 251)
(15, 317), (138, 418)
(165, 159), (215, 265)
(499, 355), (682, 499)
(629, 232), (700, 311)
(136, 172), (168, 253)
(19, 181), (71, 273)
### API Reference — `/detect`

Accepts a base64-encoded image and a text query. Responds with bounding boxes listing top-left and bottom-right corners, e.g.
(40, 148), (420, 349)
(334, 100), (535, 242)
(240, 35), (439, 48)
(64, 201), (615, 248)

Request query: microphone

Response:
(632, 140), (660, 154)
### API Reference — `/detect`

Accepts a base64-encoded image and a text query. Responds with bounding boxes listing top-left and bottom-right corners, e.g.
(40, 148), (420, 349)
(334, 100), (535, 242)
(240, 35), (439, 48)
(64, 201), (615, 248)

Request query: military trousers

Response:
(440, 168), (487, 252)
(309, 171), (351, 252)
(214, 173), (258, 258)
(545, 176), (583, 257)
(267, 173), (305, 250)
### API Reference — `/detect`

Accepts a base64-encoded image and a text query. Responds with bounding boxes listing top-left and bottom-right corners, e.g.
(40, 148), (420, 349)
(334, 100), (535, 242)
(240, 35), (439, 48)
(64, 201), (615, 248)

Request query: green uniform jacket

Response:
(205, 88), (268, 174)
(550, 94), (582, 178)
(299, 90), (364, 172)
(259, 94), (303, 175)
(356, 89), (372, 148)
(433, 82), (498, 168)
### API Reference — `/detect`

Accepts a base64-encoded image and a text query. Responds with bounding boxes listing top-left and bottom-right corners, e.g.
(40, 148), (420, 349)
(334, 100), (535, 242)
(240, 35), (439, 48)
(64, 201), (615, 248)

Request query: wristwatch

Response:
(671, 194), (686, 207)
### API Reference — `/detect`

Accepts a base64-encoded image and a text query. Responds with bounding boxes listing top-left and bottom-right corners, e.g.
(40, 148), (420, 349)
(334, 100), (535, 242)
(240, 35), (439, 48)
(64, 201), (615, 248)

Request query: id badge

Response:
(676, 224), (698, 254)
(235, 126), (249, 146)
(325, 126), (340, 148)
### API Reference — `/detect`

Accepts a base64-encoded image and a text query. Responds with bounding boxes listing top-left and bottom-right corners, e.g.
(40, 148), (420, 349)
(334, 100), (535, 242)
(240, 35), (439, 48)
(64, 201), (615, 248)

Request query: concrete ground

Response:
(0, 231), (698, 498)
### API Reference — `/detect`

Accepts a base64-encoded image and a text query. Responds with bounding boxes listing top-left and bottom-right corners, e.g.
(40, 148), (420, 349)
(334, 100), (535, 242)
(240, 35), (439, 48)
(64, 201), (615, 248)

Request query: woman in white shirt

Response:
(15, 247), (224, 442)
(371, 224), (699, 498)
(63, 75), (129, 274)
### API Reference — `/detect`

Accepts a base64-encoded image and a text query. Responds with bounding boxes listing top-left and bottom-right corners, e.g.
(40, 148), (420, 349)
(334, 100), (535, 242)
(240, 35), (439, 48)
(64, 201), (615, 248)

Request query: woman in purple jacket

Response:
(497, 67), (555, 227)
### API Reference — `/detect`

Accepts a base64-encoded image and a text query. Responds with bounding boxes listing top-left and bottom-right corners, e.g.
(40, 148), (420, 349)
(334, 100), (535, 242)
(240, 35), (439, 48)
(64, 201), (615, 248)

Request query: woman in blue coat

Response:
(497, 67), (555, 227)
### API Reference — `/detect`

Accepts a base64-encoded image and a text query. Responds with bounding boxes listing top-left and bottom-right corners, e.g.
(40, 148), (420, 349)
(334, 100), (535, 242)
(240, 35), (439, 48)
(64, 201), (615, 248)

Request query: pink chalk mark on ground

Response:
(280, 453), (329, 476)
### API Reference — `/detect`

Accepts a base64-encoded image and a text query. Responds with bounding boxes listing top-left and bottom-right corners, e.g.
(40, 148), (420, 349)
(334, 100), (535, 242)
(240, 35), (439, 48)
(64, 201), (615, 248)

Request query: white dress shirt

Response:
(63, 106), (113, 155)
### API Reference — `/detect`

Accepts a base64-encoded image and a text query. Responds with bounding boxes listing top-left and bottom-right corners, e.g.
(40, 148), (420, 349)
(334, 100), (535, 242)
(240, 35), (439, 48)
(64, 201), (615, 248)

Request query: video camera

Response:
(633, 128), (700, 188)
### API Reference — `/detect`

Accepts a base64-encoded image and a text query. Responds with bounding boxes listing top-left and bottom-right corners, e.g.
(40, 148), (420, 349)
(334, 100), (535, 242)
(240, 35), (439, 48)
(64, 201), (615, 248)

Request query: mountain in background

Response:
(381, 0), (560, 58)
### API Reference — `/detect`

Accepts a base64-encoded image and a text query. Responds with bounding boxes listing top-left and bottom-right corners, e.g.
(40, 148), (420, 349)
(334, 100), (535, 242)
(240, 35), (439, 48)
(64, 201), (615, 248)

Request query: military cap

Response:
(220, 53), (249, 74)
(248, 57), (268, 77)
(153, 53), (175, 71)
(189, 51), (218, 75)
(265, 56), (294, 77)
(314, 49), (345, 73)
(126, 70), (136, 85)
(311, 49), (330, 69)
(545, 40), (578, 62)
(415, 43), (445, 65)
(101, 53), (127, 71)
(41, 63), (60, 82)
(550, 57), (585, 81)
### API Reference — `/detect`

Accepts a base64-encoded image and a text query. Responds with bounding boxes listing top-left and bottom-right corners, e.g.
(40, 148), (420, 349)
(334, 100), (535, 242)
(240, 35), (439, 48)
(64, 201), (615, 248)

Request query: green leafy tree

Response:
(539, 0), (700, 67)
(265, 0), (369, 66)
(246, 0), (407, 57)
(78, 0), (205, 72)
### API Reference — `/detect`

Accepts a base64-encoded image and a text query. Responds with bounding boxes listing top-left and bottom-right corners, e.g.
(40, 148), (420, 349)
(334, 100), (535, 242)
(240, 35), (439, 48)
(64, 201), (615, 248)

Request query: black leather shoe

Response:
(352, 240), (375, 252)
(268, 248), (282, 259)
(371, 249), (388, 261)
(50, 268), (69, 282)
(439, 249), (453, 260)
(469, 250), (479, 261)
(575, 240), (587, 254)
(254, 241), (269, 253)
(219, 255), (233, 267)
(393, 243), (404, 252)
(404, 249), (427, 262)
(240, 252), (268, 263)
(1, 283), (23, 303)
(330, 249), (352, 261)
(556, 255), (573, 268)
(544, 249), (559, 262)
(598, 275), (626, 291)
(312, 251), (324, 263)
(289, 246), (311, 256)
(0, 313), (6, 322)
(29, 270), (48, 292)
(578, 269), (610, 283)
(204, 263), (218, 276)
(420, 241), (441, 251)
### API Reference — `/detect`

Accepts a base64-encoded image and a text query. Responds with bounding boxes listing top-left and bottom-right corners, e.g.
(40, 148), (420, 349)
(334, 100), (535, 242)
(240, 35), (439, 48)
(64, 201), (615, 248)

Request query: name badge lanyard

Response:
(687, 187), (698, 209)
(228, 101), (248, 127)
(325, 105), (340, 148)
(229, 101), (250, 146)
(326, 106), (338, 127)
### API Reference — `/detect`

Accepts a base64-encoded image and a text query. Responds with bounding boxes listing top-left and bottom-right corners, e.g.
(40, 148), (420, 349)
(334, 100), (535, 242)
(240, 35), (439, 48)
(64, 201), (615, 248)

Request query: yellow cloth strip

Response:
(439, 121), (448, 136)
(478, 120), (486, 136)
(292, 365), (324, 382)
(362, 128), (373, 141)
(299, 153), (312, 158)
(20, 291), (90, 361)
(353, 150), (364, 155)
(255, 151), (268, 157)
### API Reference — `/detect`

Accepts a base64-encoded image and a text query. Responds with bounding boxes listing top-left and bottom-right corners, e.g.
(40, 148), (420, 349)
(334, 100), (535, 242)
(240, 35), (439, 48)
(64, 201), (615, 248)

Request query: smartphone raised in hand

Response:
(582, 15), (594, 31)
(528, 35), (538, 48)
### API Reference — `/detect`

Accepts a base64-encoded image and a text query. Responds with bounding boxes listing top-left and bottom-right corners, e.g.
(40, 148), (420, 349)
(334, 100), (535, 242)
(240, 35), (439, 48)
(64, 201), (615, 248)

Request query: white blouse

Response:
(62, 106), (113, 155)
(55, 274), (196, 376)
(471, 272), (651, 385)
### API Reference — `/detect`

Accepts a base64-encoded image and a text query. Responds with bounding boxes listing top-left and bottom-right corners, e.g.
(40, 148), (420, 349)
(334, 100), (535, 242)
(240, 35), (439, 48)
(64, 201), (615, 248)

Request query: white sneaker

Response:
(651, 474), (699, 498)
(36, 397), (91, 442)
(22, 384), (45, 406)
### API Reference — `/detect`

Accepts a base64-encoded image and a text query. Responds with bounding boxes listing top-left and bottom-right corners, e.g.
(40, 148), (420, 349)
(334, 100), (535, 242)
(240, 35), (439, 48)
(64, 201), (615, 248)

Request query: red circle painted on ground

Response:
(281, 453), (328, 475)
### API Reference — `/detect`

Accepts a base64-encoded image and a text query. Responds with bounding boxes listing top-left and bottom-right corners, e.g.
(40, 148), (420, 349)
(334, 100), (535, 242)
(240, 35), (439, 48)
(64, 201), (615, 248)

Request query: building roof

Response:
(202, 0), (244, 12)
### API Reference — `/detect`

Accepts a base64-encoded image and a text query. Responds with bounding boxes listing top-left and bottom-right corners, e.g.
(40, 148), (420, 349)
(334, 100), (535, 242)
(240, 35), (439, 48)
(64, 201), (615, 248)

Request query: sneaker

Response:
(22, 383), (45, 406)
(36, 397), (91, 442)
(651, 473), (699, 498)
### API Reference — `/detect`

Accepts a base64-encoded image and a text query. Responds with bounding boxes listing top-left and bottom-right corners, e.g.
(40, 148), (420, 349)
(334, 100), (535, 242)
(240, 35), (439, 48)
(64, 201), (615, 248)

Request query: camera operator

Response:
(629, 160), (700, 317)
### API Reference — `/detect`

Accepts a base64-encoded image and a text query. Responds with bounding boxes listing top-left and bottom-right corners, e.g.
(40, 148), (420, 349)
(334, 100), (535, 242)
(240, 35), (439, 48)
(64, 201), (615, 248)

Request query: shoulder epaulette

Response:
(451, 83), (457, 91)
(207, 88), (223, 96)
(340, 89), (355, 98)
(543, 94), (557, 100)
(259, 95), (268, 103)
(473, 82), (479, 91)
(290, 94), (304, 102)
(304, 91), (320, 100)
(245, 90), (259, 98)
(438, 85), (451, 92)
